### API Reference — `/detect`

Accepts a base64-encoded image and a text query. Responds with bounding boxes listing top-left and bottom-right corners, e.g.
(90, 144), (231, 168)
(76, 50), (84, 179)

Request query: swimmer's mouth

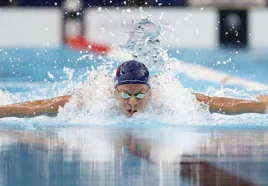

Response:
(127, 109), (138, 115)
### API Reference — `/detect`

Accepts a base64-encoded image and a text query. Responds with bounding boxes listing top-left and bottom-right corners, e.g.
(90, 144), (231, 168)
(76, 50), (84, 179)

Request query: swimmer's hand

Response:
(0, 95), (71, 118)
(256, 95), (268, 113)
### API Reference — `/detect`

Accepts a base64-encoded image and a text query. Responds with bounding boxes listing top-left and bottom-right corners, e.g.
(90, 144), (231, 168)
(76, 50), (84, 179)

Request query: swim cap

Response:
(114, 60), (150, 88)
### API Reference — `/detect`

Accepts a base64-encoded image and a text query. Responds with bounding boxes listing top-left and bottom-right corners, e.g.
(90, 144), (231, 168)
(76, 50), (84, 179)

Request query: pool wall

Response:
(1, 7), (268, 48)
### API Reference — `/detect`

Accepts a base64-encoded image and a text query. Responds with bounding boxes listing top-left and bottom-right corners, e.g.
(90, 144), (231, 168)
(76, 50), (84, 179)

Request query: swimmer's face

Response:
(114, 84), (152, 117)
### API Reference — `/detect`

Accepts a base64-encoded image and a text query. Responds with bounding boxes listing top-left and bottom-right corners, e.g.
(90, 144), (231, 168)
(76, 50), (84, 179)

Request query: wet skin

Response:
(114, 84), (152, 117)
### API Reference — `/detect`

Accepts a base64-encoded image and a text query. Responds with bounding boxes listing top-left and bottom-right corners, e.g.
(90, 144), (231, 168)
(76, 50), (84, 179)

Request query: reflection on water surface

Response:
(0, 126), (268, 186)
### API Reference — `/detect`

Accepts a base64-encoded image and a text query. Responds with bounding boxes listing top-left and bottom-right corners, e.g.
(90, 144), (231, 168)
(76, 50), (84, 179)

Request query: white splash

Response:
(125, 18), (169, 71)
(57, 69), (208, 125)
(145, 72), (208, 124)
(63, 67), (75, 80)
(57, 69), (122, 125)
(47, 72), (55, 80)
(78, 54), (94, 61)
(0, 89), (20, 106)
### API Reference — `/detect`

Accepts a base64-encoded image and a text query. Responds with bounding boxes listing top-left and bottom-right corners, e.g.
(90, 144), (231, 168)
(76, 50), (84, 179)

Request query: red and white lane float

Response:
(66, 37), (268, 91)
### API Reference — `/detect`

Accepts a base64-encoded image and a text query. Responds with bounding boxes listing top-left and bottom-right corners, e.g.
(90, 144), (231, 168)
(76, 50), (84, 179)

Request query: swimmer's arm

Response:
(194, 93), (267, 115)
(0, 95), (71, 118)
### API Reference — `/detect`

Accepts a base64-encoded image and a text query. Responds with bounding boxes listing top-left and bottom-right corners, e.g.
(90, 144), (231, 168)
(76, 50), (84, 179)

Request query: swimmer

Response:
(0, 60), (267, 118)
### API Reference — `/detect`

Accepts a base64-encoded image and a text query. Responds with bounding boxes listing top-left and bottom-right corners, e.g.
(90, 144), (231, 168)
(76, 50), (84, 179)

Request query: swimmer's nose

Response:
(128, 97), (138, 108)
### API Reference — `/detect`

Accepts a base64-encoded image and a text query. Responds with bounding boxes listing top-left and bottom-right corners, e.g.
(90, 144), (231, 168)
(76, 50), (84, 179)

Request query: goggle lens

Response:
(121, 92), (131, 99)
(120, 92), (146, 100)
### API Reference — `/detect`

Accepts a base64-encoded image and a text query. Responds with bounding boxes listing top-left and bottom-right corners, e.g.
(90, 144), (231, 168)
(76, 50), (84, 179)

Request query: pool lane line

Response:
(166, 59), (268, 91)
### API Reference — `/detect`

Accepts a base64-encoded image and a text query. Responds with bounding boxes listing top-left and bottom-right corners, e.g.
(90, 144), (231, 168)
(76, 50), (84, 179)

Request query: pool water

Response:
(0, 46), (268, 186)
(1, 126), (268, 186)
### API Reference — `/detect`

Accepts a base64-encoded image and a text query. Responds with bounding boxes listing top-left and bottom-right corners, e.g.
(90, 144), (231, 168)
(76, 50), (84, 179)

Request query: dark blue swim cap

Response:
(115, 60), (150, 88)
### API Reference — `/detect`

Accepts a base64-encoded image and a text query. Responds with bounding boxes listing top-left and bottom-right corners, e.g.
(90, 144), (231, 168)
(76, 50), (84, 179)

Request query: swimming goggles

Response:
(117, 87), (150, 100)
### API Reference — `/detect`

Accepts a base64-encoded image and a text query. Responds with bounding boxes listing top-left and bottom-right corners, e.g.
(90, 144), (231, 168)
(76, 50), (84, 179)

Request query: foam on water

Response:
(0, 90), (20, 106)
(125, 18), (169, 71)
(57, 69), (121, 125)
(54, 69), (207, 125)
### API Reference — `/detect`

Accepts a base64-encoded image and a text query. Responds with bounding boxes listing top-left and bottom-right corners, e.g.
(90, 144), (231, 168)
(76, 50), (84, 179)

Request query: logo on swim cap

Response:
(114, 60), (150, 88)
